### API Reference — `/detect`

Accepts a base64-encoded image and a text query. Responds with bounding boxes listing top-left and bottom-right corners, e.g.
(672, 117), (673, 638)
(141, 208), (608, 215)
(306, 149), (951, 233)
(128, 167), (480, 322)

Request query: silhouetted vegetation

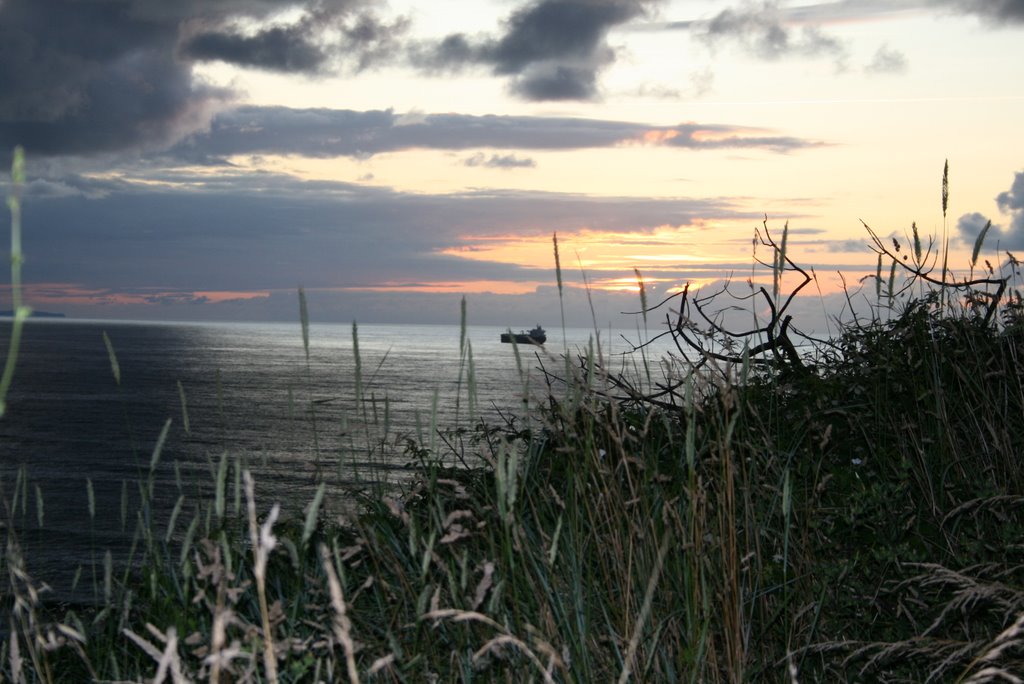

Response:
(4, 159), (1024, 681)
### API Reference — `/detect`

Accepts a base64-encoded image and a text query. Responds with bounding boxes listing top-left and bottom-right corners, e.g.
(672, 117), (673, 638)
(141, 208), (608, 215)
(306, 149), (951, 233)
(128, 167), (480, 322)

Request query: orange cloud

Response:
(309, 281), (545, 295)
(639, 129), (681, 144)
(0, 283), (270, 307)
(192, 290), (271, 303)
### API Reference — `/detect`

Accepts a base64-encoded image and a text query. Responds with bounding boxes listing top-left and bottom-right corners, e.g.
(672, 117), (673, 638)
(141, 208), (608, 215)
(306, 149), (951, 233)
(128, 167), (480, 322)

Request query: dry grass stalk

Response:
(319, 542), (361, 684)
(124, 624), (190, 684)
(244, 470), (280, 684)
(960, 610), (1024, 682)
(964, 667), (1024, 684)
(898, 563), (1024, 636)
(5, 525), (55, 683)
(420, 609), (560, 683)
(8, 616), (25, 684)
(787, 653), (800, 683)
(828, 563), (1024, 681)
(617, 527), (672, 684)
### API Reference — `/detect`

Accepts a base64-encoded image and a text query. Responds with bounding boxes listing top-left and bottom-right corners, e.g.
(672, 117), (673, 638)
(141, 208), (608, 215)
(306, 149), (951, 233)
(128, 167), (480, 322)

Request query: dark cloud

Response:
(0, 0), (405, 158)
(414, 0), (658, 101)
(2, 167), (755, 296)
(463, 153), (537, 169)
(933, 0), (1024, 23)
(415, 35), (479, 72)
(695, 2), (848, 67)
(167, 106), (821, 160)
(0, 0), (232, 158)
(997, 172), (1024, 212)
(957, 211), (994, 242)
(487, 0), (639, 72)
(180, 5), (409, 74)
(957, 171), (1024, 250)
(142, 292), (215, 306)
(511, 64), (599, 100)
(181, 26), (329, 73)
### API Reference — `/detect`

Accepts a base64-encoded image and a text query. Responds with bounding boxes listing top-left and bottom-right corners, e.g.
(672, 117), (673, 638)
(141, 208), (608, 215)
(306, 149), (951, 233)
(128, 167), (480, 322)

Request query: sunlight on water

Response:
(0, 318), (682, 600)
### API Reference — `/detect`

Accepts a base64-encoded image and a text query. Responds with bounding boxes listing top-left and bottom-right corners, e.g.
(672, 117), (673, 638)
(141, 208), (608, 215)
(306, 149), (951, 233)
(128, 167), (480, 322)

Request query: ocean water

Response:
(0, 318), (678, 601)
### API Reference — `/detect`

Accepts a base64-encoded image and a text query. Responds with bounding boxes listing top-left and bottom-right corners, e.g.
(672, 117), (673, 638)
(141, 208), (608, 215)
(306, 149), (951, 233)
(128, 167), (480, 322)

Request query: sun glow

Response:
(440, 225), (726, 267)
(319, 280), (546, 295)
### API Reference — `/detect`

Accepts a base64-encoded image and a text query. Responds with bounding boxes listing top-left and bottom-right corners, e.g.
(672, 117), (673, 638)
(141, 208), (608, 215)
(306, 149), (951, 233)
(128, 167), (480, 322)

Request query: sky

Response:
(1, 0), (1023, 329)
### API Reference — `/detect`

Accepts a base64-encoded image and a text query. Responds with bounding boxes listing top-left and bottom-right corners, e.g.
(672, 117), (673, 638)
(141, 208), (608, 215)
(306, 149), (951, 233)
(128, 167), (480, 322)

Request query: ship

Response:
(501, 325), (546, 345)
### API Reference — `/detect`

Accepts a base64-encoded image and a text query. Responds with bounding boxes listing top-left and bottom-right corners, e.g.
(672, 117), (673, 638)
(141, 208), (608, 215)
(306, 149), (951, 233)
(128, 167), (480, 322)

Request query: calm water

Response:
(0, 318), (676, 601)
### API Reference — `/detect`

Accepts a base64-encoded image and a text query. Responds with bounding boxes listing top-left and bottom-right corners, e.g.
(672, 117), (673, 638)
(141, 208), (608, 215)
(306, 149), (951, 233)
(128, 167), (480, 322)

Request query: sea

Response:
(0, 318), (681, 604)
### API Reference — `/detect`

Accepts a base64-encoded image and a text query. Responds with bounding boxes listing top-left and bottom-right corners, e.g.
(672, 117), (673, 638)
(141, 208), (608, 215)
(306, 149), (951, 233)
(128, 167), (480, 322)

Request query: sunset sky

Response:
(1, 0), (1023, 328)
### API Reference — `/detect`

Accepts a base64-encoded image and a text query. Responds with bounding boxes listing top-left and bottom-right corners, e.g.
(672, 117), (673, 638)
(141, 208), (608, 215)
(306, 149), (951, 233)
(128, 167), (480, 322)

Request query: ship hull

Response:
(500, 332), (545, 345)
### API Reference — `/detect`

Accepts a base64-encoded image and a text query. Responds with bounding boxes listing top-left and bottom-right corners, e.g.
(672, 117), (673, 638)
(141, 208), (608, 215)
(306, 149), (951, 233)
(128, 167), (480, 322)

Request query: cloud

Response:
(0, 0), (405, 159)
(340, 12), (413, 71)
(180, 5), (410, 74)
(463, 153), (537, 169)
(956, 211), (994, 242)
(700, 1), (1024, 27)
(695, 1), (849, 68)
(864, 44), (909, 74)
(823, 238), (871, 253)
(933, 0), (1024, 24)
(181, 25), (330, 73)
(688, 67), (716, 97)
(2, 167), (757, 298)
(511, 64), (600, 100)
(658, 1), (924, 31)
(167, 106), (822, 161)
(805, 0), (1024, 25)
(997, 171), (1024, 212)
(654, 1), (939, 76)
(957, 171), (1024, 250)
(414, 0), (659, 101)
(0, 0), (236, 158)
(782, 1), (925, 23)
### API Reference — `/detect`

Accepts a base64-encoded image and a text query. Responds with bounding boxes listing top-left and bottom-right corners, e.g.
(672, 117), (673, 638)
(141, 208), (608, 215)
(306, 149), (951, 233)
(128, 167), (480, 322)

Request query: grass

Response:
(3, 158), (1024, 681)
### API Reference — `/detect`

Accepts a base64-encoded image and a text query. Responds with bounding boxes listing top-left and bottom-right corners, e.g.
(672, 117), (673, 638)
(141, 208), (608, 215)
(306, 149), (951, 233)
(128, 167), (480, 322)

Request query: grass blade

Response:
(299, 287), (310, 362)
(302, 483), (326, 547)
(634, 267), (648, 327)
(971, 219), (992, 269)
(103, 331), (121, 386)
(0, 146), (29, 419)
(149, 418), (172, 473)
(177, 380), (190, 435)
(942, 159), (949, 218)
(215, 452), (228, 522)
(553, 232), (567, 352)
(912, 221), (922, 263)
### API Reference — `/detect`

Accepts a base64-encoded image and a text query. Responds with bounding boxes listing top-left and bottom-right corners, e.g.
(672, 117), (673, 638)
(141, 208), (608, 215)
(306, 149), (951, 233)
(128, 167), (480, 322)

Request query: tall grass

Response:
(3, 159), (1024, 681)
(0, 146), (28, 418)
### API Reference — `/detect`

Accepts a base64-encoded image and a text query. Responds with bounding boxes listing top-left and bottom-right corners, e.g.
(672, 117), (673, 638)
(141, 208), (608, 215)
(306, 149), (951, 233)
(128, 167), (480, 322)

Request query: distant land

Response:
(0, 310), (65, 318)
